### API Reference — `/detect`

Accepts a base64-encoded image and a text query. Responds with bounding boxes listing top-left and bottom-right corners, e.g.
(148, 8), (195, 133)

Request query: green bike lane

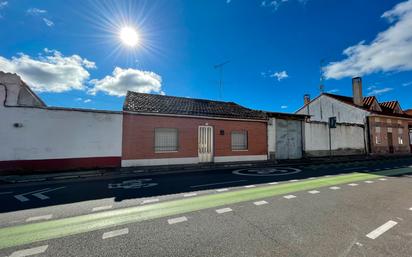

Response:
(0, 167), (411, 250)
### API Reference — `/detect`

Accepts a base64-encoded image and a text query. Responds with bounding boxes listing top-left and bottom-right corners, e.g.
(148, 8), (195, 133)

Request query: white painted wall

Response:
(304, 122), (366, 156)
(297, 95), (369, 124)
(0, 86), (122, 161)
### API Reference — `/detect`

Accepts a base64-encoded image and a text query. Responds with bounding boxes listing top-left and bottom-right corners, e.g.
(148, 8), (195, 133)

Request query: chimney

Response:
(352, 77), (363, 106)
(304, 94), (311, 105)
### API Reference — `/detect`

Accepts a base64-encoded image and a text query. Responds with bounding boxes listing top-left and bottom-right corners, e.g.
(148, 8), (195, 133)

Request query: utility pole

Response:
(214, 60), (230, 99)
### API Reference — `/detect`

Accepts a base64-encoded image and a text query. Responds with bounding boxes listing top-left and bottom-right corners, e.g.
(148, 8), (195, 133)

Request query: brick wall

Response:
(368, 116), (411, 154)
(122, 113), (267, 160)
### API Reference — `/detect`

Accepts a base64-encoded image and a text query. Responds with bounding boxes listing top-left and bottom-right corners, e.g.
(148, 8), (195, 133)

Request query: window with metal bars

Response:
(231, 131), (248, 150)
(154, 128), (178, 152)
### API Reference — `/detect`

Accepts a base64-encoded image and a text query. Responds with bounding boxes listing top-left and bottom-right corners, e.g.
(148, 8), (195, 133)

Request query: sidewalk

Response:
(1, 155), (411, 184)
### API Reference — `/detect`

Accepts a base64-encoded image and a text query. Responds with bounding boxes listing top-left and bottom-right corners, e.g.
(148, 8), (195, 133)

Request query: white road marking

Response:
(366, 220), (398, 239)
(168, 216), (188, 224)
(289, 179), (299, 182)
(254, 200), (268, 206)
(308, 190), (320, 194)
(283, 195), (296, 199)
(9, 245), (48, 257)
(244, 185), (256, 188)
(92, 205), (113, 212)
(32, 187), (66, 200)
(183, 193), (197, 197)
(329, 186), (340, 190)
(102, 228), (129, 239)
(191, 180), (247, 188)
(216, 207), (232, 214)
(26, 214), (53, 222)
(348, 183), (358, 186)
(378, 178), (387, 181)
(141, 199), (159, 204)
(14, 188), (50, 202)
(216, 188), (229, 192)
(364, 181), (374, 184)
(268, 182), (278, 185)
(0, 191), (12, 195)
(308, 177), (316, 180)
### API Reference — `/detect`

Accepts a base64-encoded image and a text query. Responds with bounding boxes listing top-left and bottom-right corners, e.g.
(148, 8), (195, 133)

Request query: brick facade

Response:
(122, 113), (267, 161)
(368, 115), (411, 155)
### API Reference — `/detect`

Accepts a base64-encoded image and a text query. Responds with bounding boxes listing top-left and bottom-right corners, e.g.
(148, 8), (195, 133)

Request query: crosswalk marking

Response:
(366, 220), (398, 239)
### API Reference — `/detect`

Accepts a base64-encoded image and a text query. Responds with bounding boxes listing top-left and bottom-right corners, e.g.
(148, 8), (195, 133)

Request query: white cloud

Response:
(367, 87), (394, 96)
(0, 49), (95, 93)
(261, 0), (306, 11)
(402, 81), (412, 86)
(42, 18), (54, 27)
(324, 0), (412, 79)
(83, 99), (92, 103)
(327, 89), (340, 94)
(280, 105), (288, 109)
(89, 67), (163, 97)
(0, 1), (7, 9)
(26, 8), (47, 15)
(270, 70), (289, 81)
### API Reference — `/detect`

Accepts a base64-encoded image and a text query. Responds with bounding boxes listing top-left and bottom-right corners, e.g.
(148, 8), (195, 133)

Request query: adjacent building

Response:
(296, 77), (412, 156)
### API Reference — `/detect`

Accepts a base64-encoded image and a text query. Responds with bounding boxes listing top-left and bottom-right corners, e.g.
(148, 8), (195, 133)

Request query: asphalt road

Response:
(1, 158), (412, 256)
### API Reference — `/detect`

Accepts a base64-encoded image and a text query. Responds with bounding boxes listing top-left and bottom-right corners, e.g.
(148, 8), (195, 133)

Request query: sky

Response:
(0, 0), (411, 112)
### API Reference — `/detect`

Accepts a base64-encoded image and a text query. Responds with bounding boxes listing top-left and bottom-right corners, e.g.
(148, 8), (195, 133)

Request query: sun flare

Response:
(119, 26), (139, 47)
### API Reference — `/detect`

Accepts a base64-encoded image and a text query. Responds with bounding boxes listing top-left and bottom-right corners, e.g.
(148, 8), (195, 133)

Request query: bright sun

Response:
(119, 26), (139, 47)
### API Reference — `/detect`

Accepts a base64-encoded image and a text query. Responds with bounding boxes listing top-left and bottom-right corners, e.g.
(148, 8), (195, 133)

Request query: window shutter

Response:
(155, 128), (178, 152)
(231, 131), (248, 150)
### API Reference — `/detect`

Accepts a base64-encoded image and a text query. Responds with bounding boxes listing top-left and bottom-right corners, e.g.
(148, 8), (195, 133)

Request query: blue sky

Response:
(0, 0), (411, 112)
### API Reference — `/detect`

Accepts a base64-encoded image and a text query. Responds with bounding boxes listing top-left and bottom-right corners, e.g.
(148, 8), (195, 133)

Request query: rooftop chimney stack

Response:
(352, 77), (363, 107)
(304, 94), (311, 106)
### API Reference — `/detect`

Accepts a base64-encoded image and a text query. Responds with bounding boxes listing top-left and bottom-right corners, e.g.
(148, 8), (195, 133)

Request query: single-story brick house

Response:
(121, 91), (268, 167)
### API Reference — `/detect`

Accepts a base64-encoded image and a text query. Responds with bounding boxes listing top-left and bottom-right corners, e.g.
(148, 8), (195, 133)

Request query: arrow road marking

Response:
(14, 187), (65, 202)
(32, 187), (65, 200)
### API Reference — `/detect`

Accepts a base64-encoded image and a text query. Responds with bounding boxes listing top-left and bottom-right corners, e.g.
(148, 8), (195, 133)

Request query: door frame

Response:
(198, 125), (214, 163)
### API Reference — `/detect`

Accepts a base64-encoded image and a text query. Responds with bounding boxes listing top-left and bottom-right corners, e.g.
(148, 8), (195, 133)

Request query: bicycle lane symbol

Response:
(232, 167), (301, 176)
(108, 179), (158, 189)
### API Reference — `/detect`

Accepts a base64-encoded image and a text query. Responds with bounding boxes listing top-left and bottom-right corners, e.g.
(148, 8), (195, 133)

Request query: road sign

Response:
(14, 187), (65, 202)
(108, 179), (158, 189)
(232, 167), (301, 176)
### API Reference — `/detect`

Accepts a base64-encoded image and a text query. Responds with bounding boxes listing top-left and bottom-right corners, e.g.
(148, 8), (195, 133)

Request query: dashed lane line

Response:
(283, 195), (296, 199)
(168, 216), (187, 225)
(308, 190), (320, 194)
(215, 208), (232, 214)
(216, 188), (229, 192)
(141, 199), (159, 204)
(329, 186), (340, 190)
(289, 179), (299, 182)
(378, 178), (387, 181)
(26, 215), (53, 222)
(92, 205), (113, 212)
(348, 183), (358, 186)
(366, 220), (398, 239)
(364, 181), (374, 184)
(0, 191), (12, 195)
(254, 200), (268, 206)
(268, 182), (278, 185)
(183, 193), (197, 197)
(102, 228), (129, 240)
(191, 180), (247, 188)
(9, 245), (48, 257)
(244, 185), (256, 188)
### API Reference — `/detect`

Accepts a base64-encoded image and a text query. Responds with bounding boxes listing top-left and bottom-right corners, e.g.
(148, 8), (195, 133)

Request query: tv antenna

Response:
(214, 60), (230, 99)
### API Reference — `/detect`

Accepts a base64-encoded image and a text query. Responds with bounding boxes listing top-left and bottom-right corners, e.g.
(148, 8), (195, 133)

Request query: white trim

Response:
(122, 157), (198, 167)
(214, 155), (267, 163)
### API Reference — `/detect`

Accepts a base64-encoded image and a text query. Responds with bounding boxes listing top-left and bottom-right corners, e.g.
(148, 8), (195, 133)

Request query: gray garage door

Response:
(275, 119), (302, 159)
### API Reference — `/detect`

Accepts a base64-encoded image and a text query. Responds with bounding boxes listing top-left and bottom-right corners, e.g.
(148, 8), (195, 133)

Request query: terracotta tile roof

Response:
(322, 93), (411, 119)
(323, 93), (375, 109)
(123, 91), (267, 120)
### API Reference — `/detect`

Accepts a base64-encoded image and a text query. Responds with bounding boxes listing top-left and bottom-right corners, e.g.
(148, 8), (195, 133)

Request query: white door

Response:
(198, 126), (213, 163)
